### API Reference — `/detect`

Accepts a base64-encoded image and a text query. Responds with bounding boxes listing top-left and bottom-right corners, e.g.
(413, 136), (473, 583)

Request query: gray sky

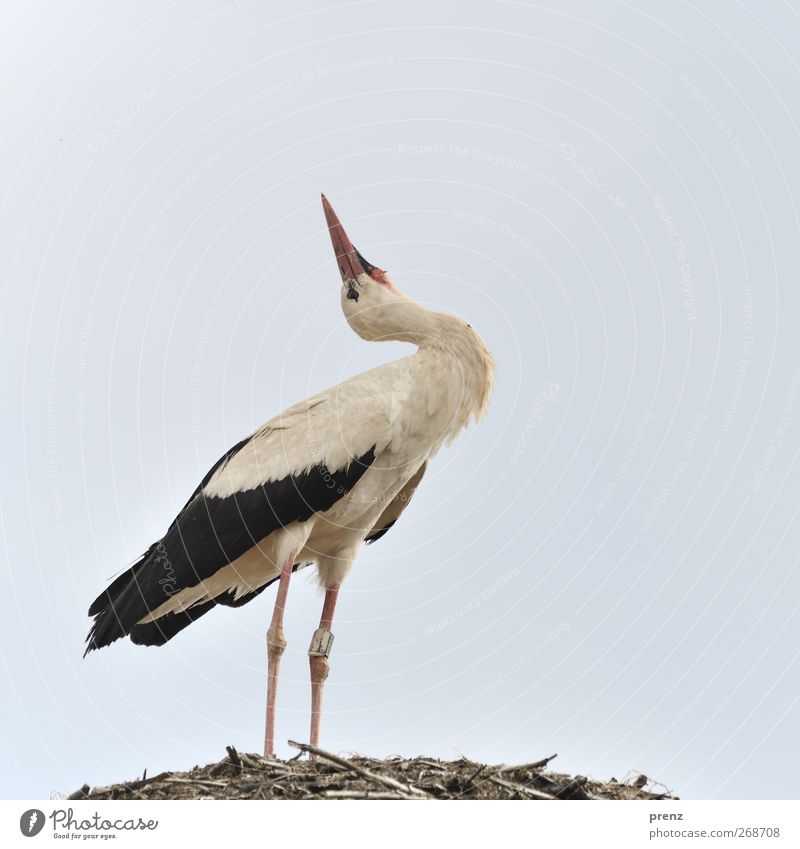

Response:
(2, 0), (799, 800)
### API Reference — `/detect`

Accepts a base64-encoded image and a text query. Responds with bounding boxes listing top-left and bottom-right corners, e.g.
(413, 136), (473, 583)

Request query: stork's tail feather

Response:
(84, 553), (303, 655)
(84, 547), (159, 655)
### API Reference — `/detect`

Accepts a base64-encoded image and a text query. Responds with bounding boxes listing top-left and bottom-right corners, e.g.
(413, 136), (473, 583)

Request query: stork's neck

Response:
(414, 308), (496, 424)
(349, 290), (495, 423)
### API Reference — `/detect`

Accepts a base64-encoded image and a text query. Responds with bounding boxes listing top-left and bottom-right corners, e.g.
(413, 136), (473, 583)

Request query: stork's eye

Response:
(346, 284), (359, 301)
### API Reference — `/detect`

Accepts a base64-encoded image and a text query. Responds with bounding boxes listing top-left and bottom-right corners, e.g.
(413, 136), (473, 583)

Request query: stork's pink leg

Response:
(264, 550), (296, 757)
(308, 583), (339, 753)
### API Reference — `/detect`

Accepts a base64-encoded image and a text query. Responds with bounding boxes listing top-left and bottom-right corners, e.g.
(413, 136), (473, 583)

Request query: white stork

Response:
(85, 195), (495, 756)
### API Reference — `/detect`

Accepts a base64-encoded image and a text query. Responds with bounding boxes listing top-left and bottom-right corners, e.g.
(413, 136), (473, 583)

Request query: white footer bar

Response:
(3, 799), (797, 848)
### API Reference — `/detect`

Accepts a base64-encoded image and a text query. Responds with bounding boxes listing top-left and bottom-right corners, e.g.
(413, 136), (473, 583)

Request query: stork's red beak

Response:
(321, 194), (378, 283)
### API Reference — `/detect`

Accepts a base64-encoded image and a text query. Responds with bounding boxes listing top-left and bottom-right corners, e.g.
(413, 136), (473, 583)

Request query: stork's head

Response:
(322, 194), (421, 343)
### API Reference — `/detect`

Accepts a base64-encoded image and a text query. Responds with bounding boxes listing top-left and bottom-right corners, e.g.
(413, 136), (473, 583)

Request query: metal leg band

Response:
(308, 628), (335, 658)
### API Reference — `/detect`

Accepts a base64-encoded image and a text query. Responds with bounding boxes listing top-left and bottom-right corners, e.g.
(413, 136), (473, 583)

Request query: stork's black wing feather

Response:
(85, 445), (376, 653)
(364, 461), (427, 544)
(365, 519), (397, 544)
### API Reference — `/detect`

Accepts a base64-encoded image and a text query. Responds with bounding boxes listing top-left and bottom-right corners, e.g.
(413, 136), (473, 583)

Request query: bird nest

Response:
(68, 742), (678, 801)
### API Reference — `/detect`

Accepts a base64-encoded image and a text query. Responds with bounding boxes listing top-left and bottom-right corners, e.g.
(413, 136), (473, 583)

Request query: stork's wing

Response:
(86, 389), (392, 653)
(365, 462), (427, 544)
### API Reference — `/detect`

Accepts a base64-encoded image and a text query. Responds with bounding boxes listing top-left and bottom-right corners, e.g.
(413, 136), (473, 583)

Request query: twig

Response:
(126, 771), (172, 790)
(288, 740), (430, 798)
(323, 789), (409, 799)
(489, 775), (556, 800)
(163, 776), (227, 788)
(415, 759), (447, 771)
(498, 753), (558, 773)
